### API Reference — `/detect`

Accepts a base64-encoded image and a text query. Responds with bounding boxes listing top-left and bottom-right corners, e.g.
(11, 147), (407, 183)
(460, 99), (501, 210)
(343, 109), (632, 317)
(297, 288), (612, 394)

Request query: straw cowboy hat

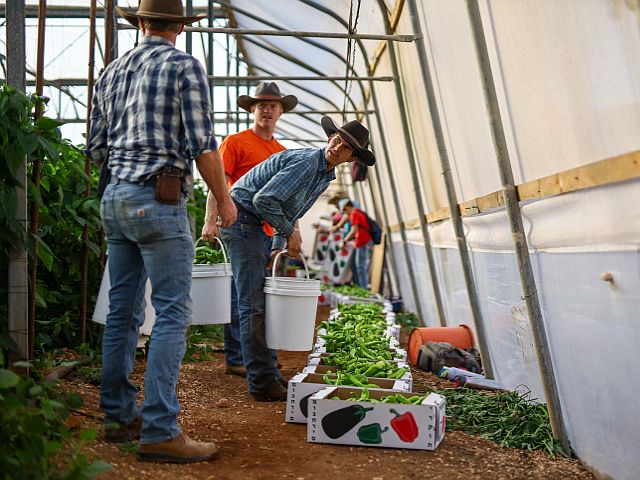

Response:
(237, 82), (298, 113)
(116, 0), (206, 28)
(321, 116), (376, 166)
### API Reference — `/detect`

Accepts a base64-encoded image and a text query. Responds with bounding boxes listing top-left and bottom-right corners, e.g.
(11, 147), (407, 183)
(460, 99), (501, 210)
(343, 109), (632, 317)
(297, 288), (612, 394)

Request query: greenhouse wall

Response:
(371, 1), (640, 478)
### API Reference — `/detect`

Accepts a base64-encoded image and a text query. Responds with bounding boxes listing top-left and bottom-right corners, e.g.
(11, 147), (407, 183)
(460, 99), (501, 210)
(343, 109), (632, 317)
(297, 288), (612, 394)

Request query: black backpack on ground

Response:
(416, 341), (482, 374)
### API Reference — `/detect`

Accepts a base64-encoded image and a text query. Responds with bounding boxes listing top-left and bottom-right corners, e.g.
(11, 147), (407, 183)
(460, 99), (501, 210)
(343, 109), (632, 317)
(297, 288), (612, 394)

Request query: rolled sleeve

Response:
(86, 89), (108, 163)
(180, 60), (217, 159)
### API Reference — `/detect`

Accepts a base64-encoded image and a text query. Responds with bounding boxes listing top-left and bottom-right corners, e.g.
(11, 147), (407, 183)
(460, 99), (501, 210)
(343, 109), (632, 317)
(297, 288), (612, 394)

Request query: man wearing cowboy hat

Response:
(219, 116), (375, 402)
(87, 0), (236, 464)
(201, 82), (297, 381)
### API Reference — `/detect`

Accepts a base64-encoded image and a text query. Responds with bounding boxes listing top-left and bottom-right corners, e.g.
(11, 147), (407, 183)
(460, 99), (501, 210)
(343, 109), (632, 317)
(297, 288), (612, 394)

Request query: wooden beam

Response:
(386, 149), (640, 231)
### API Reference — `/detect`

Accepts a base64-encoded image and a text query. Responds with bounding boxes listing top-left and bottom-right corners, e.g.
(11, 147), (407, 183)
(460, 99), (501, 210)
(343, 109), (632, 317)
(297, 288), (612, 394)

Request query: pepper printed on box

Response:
(308, 387), (446, 451)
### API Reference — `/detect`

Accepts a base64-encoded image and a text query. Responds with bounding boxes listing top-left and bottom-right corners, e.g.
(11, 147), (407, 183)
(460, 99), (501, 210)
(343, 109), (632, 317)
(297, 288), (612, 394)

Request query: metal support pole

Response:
(210, 75), (395, 82)
(377, 0), (446, 327)
(6, 0), (29, 362)
(118, 23), (418, 42)
(225, 27), (231, 135)
(185, 0), (193, 54)
(407, 0), (493, 375)
(105, 0), (115, 63)
(207, 0), (214, 101)
(235, 38), (240, 132)
(28, 0), (47, 360)
(79, 0), (97, 345)
(466, 0), (570, 454)
(210, 109), (374, 115)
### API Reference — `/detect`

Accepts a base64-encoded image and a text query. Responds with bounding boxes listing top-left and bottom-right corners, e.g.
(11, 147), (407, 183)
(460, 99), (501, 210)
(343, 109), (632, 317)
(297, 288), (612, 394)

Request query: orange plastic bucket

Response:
(407, 325), (475, 365)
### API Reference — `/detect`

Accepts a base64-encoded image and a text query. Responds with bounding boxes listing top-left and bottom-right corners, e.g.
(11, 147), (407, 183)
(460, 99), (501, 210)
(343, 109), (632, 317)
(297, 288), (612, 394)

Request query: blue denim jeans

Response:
(223, 234), (273, 367)
(353, 241), (373, 289)
(100, 178), (193, 444)
(220, 209), (279, 394)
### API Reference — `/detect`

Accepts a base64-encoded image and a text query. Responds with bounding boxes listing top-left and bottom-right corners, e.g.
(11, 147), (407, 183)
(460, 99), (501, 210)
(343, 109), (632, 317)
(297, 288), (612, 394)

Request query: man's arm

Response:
(86, 82), (107, 165)
(195, 150), (237, 234)
(342, 224), (359, 247)
(201, 173), (231, 241)
(330, 213), (349, 233)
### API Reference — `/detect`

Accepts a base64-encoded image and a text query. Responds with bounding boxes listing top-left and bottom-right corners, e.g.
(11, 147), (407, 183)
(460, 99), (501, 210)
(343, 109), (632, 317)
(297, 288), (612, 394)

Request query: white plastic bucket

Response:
(191, 237), (232, 325)
(92, 260), (156, 336)
(94, 237), (233, 330)
(264, 250), (320, 351)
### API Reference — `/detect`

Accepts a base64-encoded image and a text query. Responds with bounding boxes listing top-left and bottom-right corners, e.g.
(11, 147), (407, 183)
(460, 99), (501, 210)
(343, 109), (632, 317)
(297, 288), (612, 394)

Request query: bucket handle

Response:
(271, 249), (310, 279)
(195, 236), (229, 264)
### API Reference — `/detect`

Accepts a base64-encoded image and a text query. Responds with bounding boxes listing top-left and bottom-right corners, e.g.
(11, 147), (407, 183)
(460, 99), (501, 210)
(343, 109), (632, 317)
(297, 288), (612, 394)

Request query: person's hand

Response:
(286, 229), (303, 258)
(201, 219), (219, 242)
(330, 226), (338, 233)
(216, 197), (237, 228)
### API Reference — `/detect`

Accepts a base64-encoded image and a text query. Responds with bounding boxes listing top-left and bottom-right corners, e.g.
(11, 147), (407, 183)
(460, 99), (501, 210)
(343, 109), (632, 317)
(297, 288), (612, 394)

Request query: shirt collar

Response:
(318, 149), (337, 181)
(140, 35), (174, 47)
(318, 148), (329, 172)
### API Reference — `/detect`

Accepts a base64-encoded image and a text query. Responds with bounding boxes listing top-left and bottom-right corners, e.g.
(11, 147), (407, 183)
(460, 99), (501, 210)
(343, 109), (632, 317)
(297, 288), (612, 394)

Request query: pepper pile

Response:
(194, 245), (226, 265)
(322, 371), (395, 388)
(316, 303), (405, 379)
(331, 388), (426, 405)
(332, 285), (374, 298)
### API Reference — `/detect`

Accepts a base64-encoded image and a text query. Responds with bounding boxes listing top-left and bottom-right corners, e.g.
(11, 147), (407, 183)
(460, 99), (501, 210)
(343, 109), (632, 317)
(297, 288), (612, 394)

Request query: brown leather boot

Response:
(104, 416), (142, 443)
(138, 433), (218, 464)
(225, 364), (247, 377)
(251, 381), (287, 402)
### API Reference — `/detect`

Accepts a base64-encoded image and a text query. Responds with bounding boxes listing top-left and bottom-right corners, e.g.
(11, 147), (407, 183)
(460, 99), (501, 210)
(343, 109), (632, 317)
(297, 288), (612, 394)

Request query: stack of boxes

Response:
(285, 298), (446, 451)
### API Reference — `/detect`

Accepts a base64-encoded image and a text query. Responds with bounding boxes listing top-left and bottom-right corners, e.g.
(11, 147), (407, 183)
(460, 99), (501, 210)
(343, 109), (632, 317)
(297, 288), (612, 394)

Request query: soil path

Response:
(65, 306), (592, 480)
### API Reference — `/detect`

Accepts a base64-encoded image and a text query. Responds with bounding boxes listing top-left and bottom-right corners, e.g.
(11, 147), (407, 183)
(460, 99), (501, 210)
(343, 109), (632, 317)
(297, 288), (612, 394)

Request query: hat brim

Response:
(237, 94), (298, 113)
(116, 6), (206, 28)
(321, 116), (376, 167)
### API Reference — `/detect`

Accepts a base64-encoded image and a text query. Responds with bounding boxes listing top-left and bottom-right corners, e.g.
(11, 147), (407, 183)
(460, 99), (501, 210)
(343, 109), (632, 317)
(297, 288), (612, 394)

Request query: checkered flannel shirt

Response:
(86, 36), (217, 187)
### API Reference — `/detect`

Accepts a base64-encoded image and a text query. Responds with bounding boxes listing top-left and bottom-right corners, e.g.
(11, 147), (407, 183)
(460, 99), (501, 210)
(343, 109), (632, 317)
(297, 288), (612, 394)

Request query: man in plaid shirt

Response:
(87, 0), (236, 464)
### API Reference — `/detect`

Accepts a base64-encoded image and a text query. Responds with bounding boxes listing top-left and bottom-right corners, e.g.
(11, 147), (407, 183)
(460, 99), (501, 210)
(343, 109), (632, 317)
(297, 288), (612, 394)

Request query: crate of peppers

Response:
(307, 387), (445, 451)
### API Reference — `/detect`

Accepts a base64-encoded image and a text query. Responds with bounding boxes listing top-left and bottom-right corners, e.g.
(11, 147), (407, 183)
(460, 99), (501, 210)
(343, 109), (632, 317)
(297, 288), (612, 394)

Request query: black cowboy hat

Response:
(237, 82), (298, 113)
(116, 0), (205, 28)
(321, 116), (376, 166)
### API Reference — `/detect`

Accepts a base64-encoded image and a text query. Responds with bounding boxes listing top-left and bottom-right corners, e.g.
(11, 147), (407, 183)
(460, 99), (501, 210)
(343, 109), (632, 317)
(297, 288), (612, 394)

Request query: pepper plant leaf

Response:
(0, 368), (20, 389)
(36, 116), (63, 131)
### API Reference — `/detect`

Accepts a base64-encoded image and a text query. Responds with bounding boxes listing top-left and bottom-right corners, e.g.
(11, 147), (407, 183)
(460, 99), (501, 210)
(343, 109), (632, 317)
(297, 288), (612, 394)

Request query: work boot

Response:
(225, 364), (247, 377)
(104, 416), (142, 443)
(251, 381), (287, 402)
(138, 433), (218, 464)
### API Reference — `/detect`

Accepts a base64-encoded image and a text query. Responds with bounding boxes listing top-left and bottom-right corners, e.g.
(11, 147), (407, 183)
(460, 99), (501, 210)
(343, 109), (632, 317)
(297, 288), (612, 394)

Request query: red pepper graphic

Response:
(389, 408), (419, 442)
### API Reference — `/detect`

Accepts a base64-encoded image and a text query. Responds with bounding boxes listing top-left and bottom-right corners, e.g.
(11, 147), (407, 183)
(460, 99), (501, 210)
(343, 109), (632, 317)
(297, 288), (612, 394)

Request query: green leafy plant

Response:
(0, 83), (104, 358)
(435, 387), (564, 456)
(395, 312), (419, 329)
(0, 365), (111, 479)
(187, 179), (208, 239)
(183, 325), (223, 363)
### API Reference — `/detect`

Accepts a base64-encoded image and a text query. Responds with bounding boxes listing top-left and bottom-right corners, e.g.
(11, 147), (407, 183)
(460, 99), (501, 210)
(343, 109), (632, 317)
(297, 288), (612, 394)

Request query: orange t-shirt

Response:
(220, 129), (286, 236)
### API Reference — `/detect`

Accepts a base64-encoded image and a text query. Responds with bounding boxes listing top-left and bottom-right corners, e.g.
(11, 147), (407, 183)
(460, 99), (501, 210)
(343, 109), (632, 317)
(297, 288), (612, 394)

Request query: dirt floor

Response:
(63, 306), (593, 480)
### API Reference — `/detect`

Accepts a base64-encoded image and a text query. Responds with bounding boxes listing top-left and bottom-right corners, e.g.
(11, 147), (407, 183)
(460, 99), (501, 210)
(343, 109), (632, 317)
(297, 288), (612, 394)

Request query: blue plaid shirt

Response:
(86, 36), (217, 187)
(231, 148), (336, 249)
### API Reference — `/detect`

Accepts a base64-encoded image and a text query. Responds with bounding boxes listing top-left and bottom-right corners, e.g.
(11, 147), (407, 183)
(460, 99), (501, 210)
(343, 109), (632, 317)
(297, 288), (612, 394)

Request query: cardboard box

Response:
(308, 387), (445, 450)
(302, 363), (413, 390)
(285, 373), (411, 423)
